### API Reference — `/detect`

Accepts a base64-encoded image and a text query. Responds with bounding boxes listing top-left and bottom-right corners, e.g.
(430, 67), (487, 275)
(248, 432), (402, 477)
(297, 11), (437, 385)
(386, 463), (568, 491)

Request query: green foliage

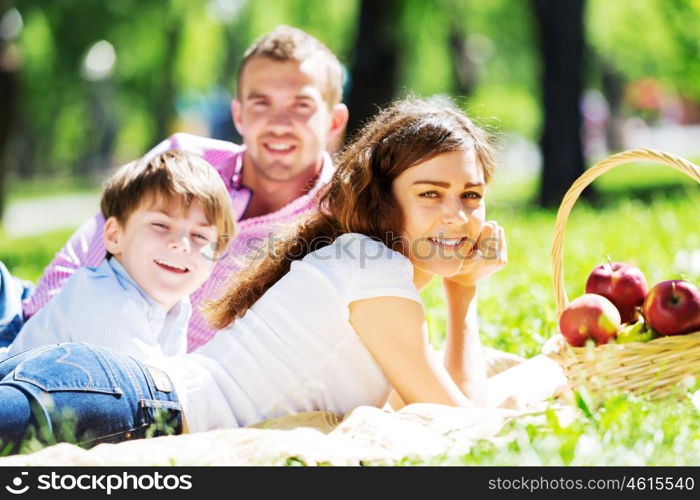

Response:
(8, 0), (362, 182)
(6, 175), (99, 203)
(467, 86), (540, 141)
(7, 0), (700, 189)
(0, 403), (182, 456)
(587, 0), (700, 100)
(399, 0), (540, 138)
(421, 392), (700, 465)
(0, 228), (75, 281)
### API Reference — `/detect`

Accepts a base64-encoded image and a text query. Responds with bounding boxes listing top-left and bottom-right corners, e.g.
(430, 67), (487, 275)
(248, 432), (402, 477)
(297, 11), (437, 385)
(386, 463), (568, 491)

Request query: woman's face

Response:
(392, 149), (486, 282)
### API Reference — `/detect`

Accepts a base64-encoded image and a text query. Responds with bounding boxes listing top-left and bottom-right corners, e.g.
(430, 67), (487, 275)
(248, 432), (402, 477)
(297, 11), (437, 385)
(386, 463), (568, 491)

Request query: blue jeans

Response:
(0, 261), (35, 347)
(0, 343), (182, 454)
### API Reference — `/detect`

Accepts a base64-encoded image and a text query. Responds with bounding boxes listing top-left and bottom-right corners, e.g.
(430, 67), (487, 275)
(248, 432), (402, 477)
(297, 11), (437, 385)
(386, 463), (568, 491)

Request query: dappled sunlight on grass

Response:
(6, 176), (101, 204)
(0, 228), (76, 282)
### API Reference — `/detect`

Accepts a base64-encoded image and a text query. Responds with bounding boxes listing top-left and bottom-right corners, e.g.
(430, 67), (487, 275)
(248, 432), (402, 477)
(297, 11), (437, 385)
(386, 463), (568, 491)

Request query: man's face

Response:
(232, 57), (347, 182)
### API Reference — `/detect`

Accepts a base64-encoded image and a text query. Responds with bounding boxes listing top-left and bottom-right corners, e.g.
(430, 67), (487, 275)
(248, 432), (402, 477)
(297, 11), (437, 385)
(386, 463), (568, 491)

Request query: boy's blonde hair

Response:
(101, 150), (236, 256)
(238, 25), (344, 107)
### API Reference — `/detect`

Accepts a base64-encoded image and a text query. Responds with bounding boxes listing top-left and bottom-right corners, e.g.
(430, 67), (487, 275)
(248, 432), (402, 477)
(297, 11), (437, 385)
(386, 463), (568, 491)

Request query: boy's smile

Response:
(154, 259), (189, 273)
(103, 198), (218, 311)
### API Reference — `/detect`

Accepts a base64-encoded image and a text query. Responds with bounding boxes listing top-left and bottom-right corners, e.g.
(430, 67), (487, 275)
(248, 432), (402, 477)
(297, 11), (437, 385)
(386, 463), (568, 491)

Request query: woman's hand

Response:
(444, 220), (507, 289)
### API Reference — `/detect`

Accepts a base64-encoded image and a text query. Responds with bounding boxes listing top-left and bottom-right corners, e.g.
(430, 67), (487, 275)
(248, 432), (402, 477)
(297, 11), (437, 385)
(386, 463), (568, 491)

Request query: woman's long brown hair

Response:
(205, 96), (496, 329)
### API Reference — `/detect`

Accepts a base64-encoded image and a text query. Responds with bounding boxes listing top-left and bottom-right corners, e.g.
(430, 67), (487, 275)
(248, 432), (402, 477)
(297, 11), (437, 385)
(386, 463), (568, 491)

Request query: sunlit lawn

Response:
(0, 162), (699, 464)
(0, 228), (76, 282)
(6, 175), (100, 204)
(418, 162), (700, 465)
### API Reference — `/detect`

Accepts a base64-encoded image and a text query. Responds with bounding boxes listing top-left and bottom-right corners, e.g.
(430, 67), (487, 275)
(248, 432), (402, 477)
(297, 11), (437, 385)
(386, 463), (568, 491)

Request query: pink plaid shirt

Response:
(23, 133), (334, 351)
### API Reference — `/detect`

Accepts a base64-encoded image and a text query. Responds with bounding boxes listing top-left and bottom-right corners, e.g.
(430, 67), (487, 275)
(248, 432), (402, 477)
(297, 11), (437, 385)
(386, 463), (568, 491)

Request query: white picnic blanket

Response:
(0, 402), (576, 466)
(0, 352), (573, 465)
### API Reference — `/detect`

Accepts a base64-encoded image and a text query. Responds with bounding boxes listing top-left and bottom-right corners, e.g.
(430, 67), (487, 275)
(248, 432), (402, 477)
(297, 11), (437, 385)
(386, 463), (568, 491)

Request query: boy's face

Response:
(103, 198), (218, 311)
(232, 56), (348, 182)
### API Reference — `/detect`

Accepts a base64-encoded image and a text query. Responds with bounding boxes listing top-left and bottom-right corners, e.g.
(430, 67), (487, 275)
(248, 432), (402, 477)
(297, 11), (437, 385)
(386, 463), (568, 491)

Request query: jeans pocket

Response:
(140, 400), (183, 437)
(14, 343), (123, 395)
(0, 315), (24, 347)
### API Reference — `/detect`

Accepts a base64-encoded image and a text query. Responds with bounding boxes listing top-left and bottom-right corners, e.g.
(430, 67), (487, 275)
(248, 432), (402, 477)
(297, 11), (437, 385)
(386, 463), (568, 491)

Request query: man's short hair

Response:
(101, 150), (236, 254)
(237, 25), (344, 107)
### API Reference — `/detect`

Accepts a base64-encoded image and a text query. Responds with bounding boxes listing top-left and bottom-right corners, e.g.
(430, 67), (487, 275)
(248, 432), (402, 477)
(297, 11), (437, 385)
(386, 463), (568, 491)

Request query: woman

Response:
(0, 97), (558, 453)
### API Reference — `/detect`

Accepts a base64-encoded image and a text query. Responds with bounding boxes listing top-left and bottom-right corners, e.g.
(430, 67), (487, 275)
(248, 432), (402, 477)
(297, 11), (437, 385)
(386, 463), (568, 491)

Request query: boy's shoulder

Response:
(58, 260), (138, 311)
(17, 261), (141, 345)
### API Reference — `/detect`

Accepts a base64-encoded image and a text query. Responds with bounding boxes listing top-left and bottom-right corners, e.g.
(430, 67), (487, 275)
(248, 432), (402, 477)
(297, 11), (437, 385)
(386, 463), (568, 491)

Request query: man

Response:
(6, 25), (349, 351)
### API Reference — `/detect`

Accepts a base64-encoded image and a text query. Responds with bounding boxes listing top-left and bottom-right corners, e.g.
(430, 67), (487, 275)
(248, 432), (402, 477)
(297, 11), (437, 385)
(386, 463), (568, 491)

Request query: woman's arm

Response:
(350, 222), (506, 409)
(441, 221), (507, 406)
(442, 282), (488, 406)
(349, 296), (473, 408)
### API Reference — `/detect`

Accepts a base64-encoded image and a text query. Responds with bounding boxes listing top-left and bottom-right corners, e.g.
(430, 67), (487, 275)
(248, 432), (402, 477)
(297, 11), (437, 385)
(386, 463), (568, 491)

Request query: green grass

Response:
(0, 166), (698, 464)
(0, 228), (76, 282)
(402, 392), (700, 465)
(5, 175), (100, 203)
(414, 165), (700, 465)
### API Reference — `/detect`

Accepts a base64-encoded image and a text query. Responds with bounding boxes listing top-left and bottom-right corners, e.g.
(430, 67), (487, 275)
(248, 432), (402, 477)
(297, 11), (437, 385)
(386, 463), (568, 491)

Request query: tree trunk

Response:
(75, 81), (118, 177)
(448, 29), (477, 98)
(447, 0), (476, 98)
(346, 0), (400, 140)
(214, 17), (249, 144)
(152, 14), (183, 148)
(0, 2), (19, 222)
(602, 62), (625, 152)
(532, 0), (589, 208)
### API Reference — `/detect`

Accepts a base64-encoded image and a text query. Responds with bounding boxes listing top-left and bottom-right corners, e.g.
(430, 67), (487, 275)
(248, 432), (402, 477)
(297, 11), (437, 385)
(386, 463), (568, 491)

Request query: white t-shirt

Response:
(147, 233), (423, 432)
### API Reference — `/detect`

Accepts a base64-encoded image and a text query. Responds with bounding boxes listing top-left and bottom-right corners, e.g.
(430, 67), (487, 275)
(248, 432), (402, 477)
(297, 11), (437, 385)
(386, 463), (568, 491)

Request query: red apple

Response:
(559, 294), (622, 346)
(642, 280), (700, 336)
(585, 261), (648, 324)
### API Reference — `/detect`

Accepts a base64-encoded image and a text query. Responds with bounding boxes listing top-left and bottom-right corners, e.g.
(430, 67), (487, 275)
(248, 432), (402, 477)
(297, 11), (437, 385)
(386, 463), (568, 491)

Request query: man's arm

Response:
(22, 214), (107, 319)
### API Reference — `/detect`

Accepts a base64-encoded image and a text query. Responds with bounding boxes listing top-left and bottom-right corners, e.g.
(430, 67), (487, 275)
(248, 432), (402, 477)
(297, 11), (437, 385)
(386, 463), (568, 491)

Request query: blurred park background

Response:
(0, 0), (699, 464)
(1, 0), (699, 231)
(0, 0), (698, 271)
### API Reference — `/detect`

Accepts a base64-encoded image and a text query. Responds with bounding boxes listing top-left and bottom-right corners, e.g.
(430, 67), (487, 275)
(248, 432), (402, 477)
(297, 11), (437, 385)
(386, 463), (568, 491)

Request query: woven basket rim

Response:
(543, 148), (700, 399)
(550, 148), (700, 316)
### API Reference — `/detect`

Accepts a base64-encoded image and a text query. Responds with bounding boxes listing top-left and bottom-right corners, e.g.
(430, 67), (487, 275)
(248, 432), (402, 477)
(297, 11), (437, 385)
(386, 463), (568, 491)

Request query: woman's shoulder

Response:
(300, 233), (417, 297)
(305, 232), (410, 267)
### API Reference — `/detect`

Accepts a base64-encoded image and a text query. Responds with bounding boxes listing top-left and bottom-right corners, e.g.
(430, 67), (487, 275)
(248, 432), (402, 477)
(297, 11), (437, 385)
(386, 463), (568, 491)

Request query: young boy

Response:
(4, 150), (236, 360)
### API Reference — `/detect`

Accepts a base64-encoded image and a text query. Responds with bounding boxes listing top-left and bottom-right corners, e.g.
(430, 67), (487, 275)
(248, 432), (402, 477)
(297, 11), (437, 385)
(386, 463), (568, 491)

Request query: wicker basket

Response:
(542, 148), (700, 400)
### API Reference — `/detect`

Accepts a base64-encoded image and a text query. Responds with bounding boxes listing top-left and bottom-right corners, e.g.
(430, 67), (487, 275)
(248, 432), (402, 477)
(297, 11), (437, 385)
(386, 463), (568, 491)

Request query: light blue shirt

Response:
(5, 258), (190, 360)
